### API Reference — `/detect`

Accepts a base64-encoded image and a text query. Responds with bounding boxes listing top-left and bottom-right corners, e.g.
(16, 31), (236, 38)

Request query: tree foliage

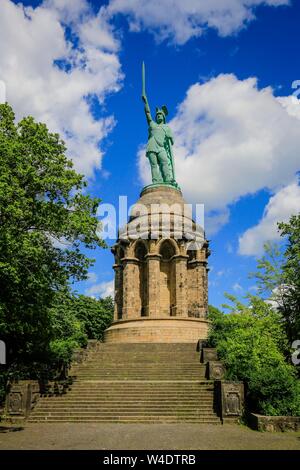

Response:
(278, 215), (300, 342)
(249, 213), (300, 344)
(0, 103), (105, 364)
(208, 296), (300, 416)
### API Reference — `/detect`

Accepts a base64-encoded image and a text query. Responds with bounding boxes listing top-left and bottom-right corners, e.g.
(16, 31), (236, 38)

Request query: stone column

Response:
(188, 259), (208, 317)
(173, 254), (188, 317)
(113, 263), (122, 321)
(122, 257), (140, 319)
(145, 253), (161, 317)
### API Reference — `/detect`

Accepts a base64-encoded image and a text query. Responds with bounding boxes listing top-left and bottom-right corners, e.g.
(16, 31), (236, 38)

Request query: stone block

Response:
(5, 380), (40, 419)
(221, 381), (244, 418)
(207, 361), (225, 380)
(201, 347), (218, 363)
(248, 413), (300, 432)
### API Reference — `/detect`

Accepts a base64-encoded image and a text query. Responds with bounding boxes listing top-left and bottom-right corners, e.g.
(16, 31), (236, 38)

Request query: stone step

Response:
(81, 351), (201, 364)
(28, 417), (221, 423)
(31, 341), (220, 424)
(34, 402), (215, 408)
(68, 379), (212, 382)
(75, 367), (203, 370)
(72, 370), (204, 374)
(34, 408), (216, 415)
(66, 388), (212, 392)
(64, 388), (213, 395)
(79, 362), (201, 367)
(63, 392), (213, 400)
(40, 397), (214, 402)
(66, 385), (214, 390)
(94, 343), (199, 351)
(65, 387), (214, 392)
(66, 387), (212, 392)
(72, 376), (206, 380)
(30, 410), (218, 417)
(73, 371), (205, 374)
(72, 365), (204, 369)
(72, 372), (204, 375)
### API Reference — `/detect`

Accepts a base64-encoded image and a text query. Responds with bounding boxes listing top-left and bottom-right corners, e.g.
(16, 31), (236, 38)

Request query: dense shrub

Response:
(73, 295), (114, 340)
(208, 297), (300, 416)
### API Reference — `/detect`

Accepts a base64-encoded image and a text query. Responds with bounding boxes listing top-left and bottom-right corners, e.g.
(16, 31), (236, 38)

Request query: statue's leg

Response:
(148, 152), (162, 183)
(158, 150), (172, 183)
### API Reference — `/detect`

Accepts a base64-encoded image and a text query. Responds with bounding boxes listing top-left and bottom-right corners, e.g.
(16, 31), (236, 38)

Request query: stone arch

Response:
(159, 239), (176, 316)
(156, 237), (179, 256)
(134, 241), (148, 316)
(133, 239), (148, 259)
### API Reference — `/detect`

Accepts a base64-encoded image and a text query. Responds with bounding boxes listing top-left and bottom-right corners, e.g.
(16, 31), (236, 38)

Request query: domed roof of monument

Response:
(119, 184), (204, 245)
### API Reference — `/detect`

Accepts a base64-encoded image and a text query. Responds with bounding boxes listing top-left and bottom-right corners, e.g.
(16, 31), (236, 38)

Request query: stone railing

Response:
(199, 342), (245, 424)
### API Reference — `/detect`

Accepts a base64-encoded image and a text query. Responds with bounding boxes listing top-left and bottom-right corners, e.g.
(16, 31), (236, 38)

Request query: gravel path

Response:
(0, 423), (299, 450)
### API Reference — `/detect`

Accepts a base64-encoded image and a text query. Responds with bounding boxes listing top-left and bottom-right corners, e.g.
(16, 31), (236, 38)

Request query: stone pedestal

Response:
(105, 185), (210, 343)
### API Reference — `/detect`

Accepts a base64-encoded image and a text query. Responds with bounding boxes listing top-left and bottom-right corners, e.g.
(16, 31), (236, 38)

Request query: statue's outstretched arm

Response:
(142, 94), (152, 125)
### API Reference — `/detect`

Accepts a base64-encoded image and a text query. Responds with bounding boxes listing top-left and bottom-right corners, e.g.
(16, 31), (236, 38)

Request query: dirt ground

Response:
(0, 422), (299, 450)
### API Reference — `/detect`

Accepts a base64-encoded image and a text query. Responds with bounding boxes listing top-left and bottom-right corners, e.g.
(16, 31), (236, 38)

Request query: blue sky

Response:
(1, 0), (300, 308)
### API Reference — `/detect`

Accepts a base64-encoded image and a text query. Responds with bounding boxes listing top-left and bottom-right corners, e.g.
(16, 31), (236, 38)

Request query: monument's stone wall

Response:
(104, 185), (210, 343)
(105, 318), (209, 343)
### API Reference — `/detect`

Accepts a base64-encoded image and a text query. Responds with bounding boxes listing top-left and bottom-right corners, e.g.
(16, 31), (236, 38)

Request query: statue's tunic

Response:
(146, 121), (173, 155)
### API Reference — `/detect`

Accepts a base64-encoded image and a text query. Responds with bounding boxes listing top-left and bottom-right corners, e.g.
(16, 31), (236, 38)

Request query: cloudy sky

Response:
(1, 0), (299, 307)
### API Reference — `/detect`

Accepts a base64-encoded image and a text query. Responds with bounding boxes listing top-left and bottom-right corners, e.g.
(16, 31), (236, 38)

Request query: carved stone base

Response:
(104, 317), (209, 343)
(5, 380), (40, 420)
(207, 361), (226, 380)
(220, 381), (244, 420)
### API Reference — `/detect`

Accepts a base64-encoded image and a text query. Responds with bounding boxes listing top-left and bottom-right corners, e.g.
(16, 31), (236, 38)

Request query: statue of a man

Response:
(142, 94), (177, 186)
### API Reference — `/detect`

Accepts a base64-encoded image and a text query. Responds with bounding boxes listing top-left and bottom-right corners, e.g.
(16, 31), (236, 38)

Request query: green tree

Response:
(250, 214), (300, 344)
(208, 296), (300, 416)
(278, 215), (300, 343)
(0, 103), (105, 364)
(49, 290), (114, 342)
(73, 294), (114, 340)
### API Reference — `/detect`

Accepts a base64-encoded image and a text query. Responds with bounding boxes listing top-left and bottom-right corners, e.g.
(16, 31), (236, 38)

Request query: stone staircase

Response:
(28, 343), (221, 424)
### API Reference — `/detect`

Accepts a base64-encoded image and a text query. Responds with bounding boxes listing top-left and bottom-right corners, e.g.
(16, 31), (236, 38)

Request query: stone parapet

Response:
(247, 413), (300, 432)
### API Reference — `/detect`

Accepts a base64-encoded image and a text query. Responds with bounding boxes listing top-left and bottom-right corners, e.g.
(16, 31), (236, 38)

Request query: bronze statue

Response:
(142, 62), (178, 188)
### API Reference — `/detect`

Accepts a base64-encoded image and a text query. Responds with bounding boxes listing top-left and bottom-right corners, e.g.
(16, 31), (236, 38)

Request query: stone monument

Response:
(104, 63), (210, 343)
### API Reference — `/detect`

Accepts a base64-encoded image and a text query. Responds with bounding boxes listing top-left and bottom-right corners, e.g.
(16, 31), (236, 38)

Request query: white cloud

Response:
(0, 0), (122, 176)
(238, 181), (300, 256)
(249, 285), (258, 292)
(233, 282), (243, 292)
(85, 279), (114, 298)
(107, 0), (289, 44)
(205, 209), (230, 236)
(139, 74), (300, 234)
(87, 271), (98, 284)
